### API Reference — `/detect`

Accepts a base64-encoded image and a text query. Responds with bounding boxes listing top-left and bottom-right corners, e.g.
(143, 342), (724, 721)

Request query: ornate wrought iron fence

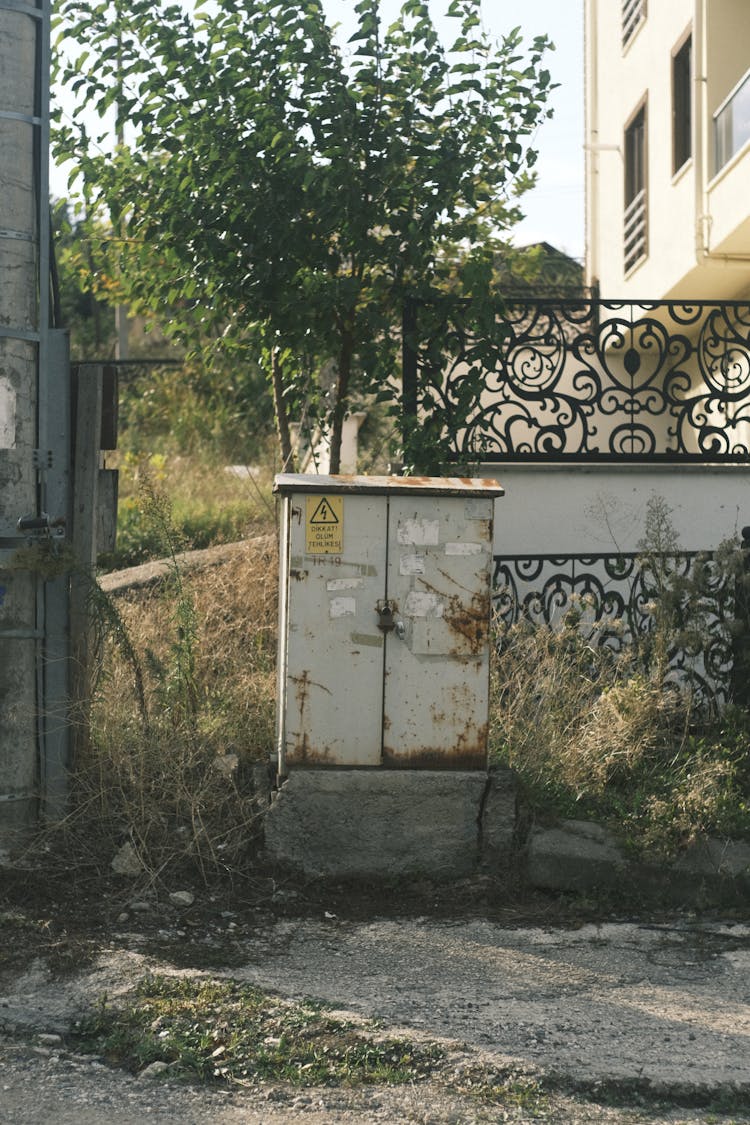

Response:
(402, 297), (750, 464)
(491, 549), (741, 712)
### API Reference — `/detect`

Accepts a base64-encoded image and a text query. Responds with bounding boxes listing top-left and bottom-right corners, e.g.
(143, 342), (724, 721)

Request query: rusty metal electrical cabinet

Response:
(274, 475), (503, 774)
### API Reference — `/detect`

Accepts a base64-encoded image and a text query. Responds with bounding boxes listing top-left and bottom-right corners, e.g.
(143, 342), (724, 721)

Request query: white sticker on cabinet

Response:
(329, 597), (356, 618)
(396, 518), (440, 547)
(445, 542), (484, 556)
(399, 553), (426, 576)
(404, 591), (444, 618)
(326, 577), (364, 591)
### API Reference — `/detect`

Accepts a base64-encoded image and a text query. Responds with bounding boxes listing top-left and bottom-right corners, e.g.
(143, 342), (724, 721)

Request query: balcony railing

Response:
(401, 297), (750, 465)
(623, 188), (647, 273)
(715, 66), (750, 173)
(622, 0), (646, 47)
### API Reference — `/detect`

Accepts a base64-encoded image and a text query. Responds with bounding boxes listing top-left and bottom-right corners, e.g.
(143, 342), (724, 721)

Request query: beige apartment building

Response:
(585, 0), (750, 299)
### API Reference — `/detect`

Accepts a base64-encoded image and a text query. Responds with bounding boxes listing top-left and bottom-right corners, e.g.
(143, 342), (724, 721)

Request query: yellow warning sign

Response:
(305, 495), (344, 554)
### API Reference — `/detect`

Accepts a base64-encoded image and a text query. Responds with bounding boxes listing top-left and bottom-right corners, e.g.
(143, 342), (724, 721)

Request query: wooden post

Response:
(69, 365), (103, 758)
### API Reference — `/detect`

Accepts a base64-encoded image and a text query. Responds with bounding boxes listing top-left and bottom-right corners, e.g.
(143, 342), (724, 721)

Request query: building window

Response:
(672, 34), (692, 173)
(622, 0), (646, 48)
(715, 67), (750, 173)
(624, 103), (647, 272)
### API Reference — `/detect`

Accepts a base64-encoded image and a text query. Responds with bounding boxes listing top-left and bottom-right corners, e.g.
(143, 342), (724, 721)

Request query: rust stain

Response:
(381, 743), (487, 770)
(287, 738), (339, 766)
(384, 684), (489, 768)
(417, 573), (490, 657)
(288, 670), (337, 764)
(441, 588), (490, 656)
(289, 671), (333, 697)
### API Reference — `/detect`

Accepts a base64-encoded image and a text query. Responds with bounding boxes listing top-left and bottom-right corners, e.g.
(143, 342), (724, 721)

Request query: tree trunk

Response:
(329, 330), (354, 475)
(271, 348), (296, 471)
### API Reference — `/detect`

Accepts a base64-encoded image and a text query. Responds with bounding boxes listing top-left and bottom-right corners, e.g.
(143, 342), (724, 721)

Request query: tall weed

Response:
(100, 452), (275, 571)
(491, 499), (750, 854)
(68, 480), (278, 883)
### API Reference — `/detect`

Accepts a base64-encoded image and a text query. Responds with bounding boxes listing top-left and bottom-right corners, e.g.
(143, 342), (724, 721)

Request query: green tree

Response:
(494, 241), (584, 297)
(51, 200), (116, 358)
(53, 0), (554, 471)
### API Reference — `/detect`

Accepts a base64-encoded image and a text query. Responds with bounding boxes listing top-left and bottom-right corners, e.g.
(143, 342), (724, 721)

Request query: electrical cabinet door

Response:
(382, 494), (493, 768)
(283, 493), (387, 766)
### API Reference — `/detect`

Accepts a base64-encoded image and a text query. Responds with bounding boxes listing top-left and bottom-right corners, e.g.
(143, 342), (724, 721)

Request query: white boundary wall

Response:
(485, 465), (750, 556)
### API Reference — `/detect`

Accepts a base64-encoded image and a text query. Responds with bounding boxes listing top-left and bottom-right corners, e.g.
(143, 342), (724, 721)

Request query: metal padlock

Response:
(375, 599), (396, 634)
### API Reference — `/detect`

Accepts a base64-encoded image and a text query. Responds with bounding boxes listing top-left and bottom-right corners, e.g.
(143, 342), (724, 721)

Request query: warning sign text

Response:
(305, 495), (344, 554)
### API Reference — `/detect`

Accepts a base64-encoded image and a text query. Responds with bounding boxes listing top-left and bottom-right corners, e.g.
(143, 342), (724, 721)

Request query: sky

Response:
(50, 0), (584, 259)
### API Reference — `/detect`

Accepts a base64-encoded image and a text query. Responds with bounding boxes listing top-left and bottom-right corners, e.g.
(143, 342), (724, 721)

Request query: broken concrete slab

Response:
(524, 818), (750, 907)
(673, 836), (750, 878)
(525, 818), (627, 892)
(264, 769), (488, 879)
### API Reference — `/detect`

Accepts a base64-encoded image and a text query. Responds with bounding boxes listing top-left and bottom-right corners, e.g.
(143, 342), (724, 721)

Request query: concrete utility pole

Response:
(0, 0), (51, 839)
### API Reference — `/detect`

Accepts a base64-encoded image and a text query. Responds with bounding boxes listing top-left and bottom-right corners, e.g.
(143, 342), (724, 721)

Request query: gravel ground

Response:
(2, 899), (750, 1124)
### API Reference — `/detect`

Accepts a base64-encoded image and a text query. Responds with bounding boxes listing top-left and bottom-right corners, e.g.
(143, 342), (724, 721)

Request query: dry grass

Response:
(490, 617), (750, 853)
(68, 531), (279, 884)
(489, 620), (621, 791)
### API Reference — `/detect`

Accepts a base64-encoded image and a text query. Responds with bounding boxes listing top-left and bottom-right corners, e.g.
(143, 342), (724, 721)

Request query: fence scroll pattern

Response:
(404, 298), (750, 463)
(491, 551), (739, 712)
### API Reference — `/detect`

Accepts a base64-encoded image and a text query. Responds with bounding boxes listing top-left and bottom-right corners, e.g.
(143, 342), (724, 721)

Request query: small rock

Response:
(169, 891), (195, 908)
(130, 901), (151, 914)
(138, 1060), (170, 1080)
(272, 889), (301, 903)
(116, 912), (129, 924)
(38, 1034), (63, 1047)
(110, 841), (142, 877)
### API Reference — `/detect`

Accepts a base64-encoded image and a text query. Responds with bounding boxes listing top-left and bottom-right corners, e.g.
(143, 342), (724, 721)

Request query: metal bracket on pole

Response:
(0, 227), (34, 241)
(0, 109), (41, 124)
(0, 326), (41, 342)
